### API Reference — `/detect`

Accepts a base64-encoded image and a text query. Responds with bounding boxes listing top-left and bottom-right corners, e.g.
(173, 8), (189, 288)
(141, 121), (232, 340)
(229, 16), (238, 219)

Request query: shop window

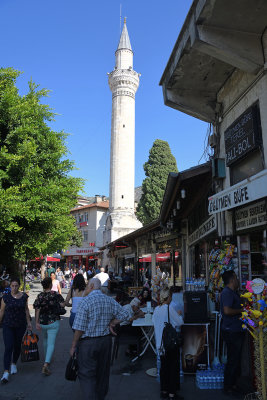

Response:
(230, 149), (264, 185)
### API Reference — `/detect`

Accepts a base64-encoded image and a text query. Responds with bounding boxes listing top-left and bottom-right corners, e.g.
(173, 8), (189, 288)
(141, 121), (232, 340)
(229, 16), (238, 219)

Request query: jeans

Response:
(69, 312), (76, 330)
(222, 330), (244, 389)
(40, 320), (60, 363)
(3, 324), (26, 370)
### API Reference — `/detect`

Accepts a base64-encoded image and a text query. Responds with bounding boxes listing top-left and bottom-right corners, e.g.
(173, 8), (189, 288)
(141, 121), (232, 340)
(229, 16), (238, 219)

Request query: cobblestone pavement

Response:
(0, 283), (234, 400)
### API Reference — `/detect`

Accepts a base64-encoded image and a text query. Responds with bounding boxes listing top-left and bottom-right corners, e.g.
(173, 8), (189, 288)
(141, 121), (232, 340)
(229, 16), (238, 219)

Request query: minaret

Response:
(104, 19), (142, 244)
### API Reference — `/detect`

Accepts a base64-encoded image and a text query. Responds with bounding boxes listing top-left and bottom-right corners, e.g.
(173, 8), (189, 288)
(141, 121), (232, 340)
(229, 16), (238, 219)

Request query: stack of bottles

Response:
(185, 278), (206, 292)
(196, 364), (225, 389)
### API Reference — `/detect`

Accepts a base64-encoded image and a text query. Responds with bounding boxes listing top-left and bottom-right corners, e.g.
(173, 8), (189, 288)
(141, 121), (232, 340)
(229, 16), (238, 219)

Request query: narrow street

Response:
(0, 283), (234, 400)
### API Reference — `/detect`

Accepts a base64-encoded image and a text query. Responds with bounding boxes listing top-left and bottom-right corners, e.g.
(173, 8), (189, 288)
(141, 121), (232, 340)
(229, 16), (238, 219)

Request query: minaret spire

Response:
(117, 17), (132, 51)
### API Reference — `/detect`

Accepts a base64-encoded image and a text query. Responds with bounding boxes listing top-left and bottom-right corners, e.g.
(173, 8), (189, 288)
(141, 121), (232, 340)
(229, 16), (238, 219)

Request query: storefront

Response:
(208, 171), (267, 287)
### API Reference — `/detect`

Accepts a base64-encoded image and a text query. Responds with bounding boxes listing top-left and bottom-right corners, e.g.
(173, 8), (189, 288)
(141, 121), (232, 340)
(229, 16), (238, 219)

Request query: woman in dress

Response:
(33, 277), (65, 376)
(63, 274), (86, 329)
(152, 288), (184, 400)
(50, 272), (61, 294)
(64, 266), (71, 288)
(0, 277), (32, 384)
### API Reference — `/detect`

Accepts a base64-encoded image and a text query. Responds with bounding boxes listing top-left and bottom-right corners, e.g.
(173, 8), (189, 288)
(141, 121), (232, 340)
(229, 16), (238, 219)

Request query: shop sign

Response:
(235, 200), (267, 231)
(80, 221), (88, 227)
(208, 169), (267, 215)
(188, 215), (217, 246)
(224, 104), (261, 167)
(62, 247), (98, 256)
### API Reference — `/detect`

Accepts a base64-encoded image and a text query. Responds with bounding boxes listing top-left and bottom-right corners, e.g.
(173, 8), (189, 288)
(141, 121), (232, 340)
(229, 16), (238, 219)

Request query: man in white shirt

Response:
(95, 267), (110, 294)
(121, 298), (144, 326)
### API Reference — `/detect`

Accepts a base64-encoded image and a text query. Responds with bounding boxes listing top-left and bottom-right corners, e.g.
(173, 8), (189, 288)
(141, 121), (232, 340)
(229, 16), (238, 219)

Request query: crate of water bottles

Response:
(196, 364), (224, 389)
(185, 278), (206, 292)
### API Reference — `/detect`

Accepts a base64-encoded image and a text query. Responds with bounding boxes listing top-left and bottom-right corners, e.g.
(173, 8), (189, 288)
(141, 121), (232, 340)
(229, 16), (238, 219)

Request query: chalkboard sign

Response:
(224, 103), (262, 167)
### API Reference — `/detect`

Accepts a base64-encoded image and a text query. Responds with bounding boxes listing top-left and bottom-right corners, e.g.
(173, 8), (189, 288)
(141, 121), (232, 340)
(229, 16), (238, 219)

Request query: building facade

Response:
(160, 0), (267, 285)
(63, 196), (109, 268)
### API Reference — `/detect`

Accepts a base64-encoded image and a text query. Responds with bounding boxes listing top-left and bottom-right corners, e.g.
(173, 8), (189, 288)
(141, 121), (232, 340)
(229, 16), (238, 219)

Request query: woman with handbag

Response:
(33, 277), (65, 376)
(63, 274), (86, 329)
(0, 277), (32, 384)
(152, 288), (184, 400)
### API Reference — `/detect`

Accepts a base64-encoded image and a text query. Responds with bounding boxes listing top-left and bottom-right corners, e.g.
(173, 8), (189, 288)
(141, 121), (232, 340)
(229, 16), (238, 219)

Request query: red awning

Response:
(139, 252), (179, 263)
(32, 256), (60, 262)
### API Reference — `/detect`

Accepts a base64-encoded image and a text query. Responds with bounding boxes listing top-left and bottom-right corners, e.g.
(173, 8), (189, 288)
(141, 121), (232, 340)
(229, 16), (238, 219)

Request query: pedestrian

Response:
(47, 264), (55, 277)
(56, 267), (64, 283)
(94, 267), (109, 294)
(0, 277), (32, 384)
(33, 277), (65, 376)
(220, 270), (244, 395)
(64, 274), (86, 329)
(50, 272), (62, 294)
(70, 277), (129, 400)
(152, 288), (184, 400)
(64, 266), (71, 288)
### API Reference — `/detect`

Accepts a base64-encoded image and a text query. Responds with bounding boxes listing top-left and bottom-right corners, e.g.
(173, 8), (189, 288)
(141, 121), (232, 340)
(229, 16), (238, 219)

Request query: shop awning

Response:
(32, 256), (60, 262)
(139, 252), (179, 262)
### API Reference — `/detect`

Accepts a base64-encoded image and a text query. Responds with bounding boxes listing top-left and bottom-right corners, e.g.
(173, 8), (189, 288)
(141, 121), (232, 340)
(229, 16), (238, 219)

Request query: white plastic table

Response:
(131, 316), (156, 362)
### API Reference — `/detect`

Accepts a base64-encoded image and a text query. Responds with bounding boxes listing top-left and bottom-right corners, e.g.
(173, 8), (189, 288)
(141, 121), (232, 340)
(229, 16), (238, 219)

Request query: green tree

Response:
(137, 139), (178, 225)
(0, 67), (83, 269)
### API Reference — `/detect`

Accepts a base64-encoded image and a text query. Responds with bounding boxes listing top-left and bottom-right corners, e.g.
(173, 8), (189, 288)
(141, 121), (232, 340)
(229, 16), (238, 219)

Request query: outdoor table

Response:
(131, 315), (156, 362)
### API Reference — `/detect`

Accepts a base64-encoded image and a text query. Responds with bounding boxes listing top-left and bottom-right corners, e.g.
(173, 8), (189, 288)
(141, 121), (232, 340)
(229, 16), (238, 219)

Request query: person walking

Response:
(64, 274), (86, 329)
(220, 270), (244, 395)
(47, 264), (55, 277)
(50, 272), (62, 294)
(94, 267), (109, 294)
(64, 266), (71, 288)
(0, 277), (32, 384)
(153, 288), (184, 400)
(33, 277), (65, 376)
(70, 277), (129, 400)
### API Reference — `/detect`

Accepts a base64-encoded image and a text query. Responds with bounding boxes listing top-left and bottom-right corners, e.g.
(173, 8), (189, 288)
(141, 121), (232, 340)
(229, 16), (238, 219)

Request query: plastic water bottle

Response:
(180, 369), (184, 384)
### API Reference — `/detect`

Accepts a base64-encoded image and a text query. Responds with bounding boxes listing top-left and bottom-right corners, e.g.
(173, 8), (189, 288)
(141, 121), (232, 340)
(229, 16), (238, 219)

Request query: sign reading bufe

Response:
(224, 104), (261, 166)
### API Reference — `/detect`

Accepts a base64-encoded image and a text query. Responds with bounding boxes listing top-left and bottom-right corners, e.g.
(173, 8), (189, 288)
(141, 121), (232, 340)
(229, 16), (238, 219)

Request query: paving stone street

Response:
(0, 283), (238, 400)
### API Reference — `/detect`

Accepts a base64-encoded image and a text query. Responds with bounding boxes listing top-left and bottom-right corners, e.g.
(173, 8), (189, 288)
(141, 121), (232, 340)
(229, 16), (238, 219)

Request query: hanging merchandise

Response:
(240, 278), (267, 400)
(151, 267), (169, 304)
(208, 241), (238, 301)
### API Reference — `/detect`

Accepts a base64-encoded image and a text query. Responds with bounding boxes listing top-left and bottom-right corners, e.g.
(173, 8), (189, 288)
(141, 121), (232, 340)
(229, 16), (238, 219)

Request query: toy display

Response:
(208, 242), (238, 301)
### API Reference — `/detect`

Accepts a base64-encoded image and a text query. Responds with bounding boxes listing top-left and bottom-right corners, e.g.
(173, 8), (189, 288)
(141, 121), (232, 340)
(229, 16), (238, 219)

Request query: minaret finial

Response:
(124, 17), (127, 24)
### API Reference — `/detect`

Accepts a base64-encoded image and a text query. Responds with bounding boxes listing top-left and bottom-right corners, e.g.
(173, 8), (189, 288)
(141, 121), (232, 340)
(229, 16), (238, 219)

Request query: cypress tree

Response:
(137, 139), (178, 225)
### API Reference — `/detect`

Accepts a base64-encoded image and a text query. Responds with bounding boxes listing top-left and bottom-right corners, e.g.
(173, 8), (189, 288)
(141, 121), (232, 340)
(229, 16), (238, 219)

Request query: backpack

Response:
(160, 305), (181, 354)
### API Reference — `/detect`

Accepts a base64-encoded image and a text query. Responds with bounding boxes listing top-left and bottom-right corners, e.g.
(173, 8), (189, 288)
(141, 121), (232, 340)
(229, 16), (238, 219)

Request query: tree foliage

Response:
(0, 68), (83, 267)
(136, 139), (178, 225)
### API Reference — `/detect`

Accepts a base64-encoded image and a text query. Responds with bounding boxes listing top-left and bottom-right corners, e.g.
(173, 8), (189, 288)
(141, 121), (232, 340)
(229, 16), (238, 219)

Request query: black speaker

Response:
(184, 292), (208, 323)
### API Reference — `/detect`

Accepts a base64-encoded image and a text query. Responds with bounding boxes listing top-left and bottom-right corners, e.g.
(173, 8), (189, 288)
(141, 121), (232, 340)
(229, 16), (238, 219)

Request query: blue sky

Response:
(0, 0), (208, 197)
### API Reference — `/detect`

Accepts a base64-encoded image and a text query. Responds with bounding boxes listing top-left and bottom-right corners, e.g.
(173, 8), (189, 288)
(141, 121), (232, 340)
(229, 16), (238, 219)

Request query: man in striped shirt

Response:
(70, 277), (129, 400)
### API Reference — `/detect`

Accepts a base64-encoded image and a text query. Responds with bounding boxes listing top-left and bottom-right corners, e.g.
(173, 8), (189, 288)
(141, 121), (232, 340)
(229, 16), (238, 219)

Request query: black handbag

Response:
(65, 353), (78, 381)
(54, 295), (66, 315)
